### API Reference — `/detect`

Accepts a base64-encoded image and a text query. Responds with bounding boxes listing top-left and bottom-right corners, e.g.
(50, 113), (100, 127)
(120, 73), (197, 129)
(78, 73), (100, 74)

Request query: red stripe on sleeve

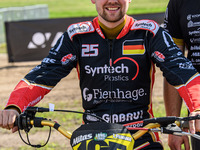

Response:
(177, 75), (200, 112)
(6, 80), (51, 112)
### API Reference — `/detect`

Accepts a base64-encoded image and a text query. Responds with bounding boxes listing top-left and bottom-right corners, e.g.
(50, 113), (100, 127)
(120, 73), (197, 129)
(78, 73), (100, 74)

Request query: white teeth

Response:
(108, 8), (118, 11)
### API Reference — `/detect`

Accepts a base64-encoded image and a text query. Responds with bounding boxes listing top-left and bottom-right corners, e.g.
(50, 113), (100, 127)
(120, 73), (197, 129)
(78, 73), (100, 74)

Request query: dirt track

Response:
(0, 53), (168, 149)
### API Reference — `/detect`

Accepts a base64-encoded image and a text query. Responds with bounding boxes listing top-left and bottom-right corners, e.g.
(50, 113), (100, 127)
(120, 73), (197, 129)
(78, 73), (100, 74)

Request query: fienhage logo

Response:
(82, 88), (146, 102)
(83, 88), (93, 102)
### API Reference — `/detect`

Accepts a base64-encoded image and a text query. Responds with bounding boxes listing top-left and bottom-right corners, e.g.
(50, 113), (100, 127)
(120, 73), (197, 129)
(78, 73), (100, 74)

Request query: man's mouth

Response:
(106, 7), (120, 11)
(107, 7), (119, 11)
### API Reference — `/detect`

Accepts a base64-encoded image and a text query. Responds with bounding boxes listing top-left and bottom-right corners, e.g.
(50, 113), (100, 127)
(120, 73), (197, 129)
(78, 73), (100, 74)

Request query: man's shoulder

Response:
(67, 21), (95, 40)
(131, 19), (160, 36)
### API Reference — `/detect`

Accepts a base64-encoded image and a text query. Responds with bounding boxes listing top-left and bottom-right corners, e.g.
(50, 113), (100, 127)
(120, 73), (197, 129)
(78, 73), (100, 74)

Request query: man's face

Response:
(91, 0), (131, 23)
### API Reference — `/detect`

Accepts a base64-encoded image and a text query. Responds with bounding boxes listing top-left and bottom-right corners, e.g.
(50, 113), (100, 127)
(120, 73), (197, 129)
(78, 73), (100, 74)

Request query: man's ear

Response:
(91, 0), (95, 4)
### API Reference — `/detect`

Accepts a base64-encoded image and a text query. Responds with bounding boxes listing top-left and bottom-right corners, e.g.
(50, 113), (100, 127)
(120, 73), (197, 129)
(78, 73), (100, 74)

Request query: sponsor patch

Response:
(151, 51), (165, 62)
(61, 54), (76, 65)
(113, 134), (132, 142)
(102, 110), (144, 123)
(67, 21), (95, 40)
(131, 19), (159, 36)
(83, 87), (146, 103)
(94, 132), (107, 141)
(72, 133), (93, 146)
(179, 62), (195, 70)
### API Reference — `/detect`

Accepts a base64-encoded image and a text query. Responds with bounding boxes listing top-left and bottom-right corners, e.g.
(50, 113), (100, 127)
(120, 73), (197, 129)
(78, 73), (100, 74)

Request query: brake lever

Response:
(173, 131), (200, 140)
(158, 122), (200, 140)
(150, 126), (200, 141)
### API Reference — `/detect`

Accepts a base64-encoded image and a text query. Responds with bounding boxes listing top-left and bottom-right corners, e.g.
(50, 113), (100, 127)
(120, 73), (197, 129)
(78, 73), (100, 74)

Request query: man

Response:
(163, 0), (200, 149)
(1, 0), (200, 149)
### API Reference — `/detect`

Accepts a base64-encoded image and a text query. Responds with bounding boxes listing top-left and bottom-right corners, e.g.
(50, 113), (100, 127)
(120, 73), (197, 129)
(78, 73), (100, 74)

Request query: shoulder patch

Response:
(131, 19), (160, 36)
(67, 21), (95, 40)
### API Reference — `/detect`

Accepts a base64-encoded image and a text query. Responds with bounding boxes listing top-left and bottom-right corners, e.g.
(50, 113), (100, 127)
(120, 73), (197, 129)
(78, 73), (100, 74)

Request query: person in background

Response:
(163, 0), (200, 149)
(1, 0), (200, 149)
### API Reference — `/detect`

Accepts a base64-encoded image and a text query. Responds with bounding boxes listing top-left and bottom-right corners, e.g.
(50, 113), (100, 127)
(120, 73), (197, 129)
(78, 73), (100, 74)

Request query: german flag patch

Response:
(122, 40), (145, 55)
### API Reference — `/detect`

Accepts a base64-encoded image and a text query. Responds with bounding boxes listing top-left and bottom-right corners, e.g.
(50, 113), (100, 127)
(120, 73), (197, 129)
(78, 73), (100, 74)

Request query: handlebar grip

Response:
(26, 107), (49, 112)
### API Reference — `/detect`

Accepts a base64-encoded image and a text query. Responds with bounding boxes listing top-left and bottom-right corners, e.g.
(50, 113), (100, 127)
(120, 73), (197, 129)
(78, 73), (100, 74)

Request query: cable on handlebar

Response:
(18, 126), (51, 148)
(15, 106), (107, 148)
(53, 109), (107, 122)
(25, 106), (107, 122)
(15, 107), (52, 148)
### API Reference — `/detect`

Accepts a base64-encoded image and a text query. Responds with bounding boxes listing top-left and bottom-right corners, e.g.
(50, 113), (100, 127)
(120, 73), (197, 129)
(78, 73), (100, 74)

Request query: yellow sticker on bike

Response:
(72, 133), (134, 150)
(70, 123), (135, 150)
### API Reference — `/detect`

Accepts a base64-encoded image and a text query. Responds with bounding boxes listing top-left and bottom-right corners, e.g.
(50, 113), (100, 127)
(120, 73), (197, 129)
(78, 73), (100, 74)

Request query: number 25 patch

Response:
(82, 44), (99, 57)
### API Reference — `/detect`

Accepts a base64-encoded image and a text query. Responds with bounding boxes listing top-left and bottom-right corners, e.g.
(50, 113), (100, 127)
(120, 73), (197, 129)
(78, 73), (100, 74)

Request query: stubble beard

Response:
(100, 10), (124, 23)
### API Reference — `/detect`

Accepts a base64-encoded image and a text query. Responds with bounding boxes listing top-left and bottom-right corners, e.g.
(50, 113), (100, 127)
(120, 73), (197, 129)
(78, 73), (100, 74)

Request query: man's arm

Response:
(164, 78), (182, 117)
(164, 44), (190, 150)
(164, 77), (190, 150)
(0, 32), (78, 132)
(164, 44), (185, 116)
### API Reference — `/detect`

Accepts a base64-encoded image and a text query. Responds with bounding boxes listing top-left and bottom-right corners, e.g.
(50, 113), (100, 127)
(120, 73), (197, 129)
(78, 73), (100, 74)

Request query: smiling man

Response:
(92, 0), (130, 27)
(1, 0), (200, 149)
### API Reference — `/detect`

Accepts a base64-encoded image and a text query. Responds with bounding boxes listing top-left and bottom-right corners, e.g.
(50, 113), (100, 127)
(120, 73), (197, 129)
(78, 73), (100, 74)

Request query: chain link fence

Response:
(0, 4), (49, 44)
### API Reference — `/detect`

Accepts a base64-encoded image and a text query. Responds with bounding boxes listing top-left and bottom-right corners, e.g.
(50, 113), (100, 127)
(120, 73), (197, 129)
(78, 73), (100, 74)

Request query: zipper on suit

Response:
(108, 39), (114, 95)
(108, 39), (115, 123)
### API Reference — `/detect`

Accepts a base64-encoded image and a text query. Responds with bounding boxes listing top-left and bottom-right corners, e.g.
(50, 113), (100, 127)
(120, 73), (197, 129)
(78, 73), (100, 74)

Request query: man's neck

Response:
(98, 17), (126, 39)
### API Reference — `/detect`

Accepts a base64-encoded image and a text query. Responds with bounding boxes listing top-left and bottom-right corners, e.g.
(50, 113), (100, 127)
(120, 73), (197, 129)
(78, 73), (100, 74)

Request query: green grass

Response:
(0, 43), (6, 53)
(0, 0), (169, 18)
